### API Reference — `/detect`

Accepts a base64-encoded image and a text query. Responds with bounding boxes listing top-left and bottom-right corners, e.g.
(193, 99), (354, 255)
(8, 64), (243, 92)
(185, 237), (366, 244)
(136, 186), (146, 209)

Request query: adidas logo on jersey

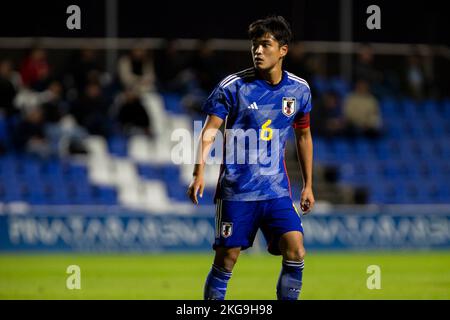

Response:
(247, 102), (258, 110)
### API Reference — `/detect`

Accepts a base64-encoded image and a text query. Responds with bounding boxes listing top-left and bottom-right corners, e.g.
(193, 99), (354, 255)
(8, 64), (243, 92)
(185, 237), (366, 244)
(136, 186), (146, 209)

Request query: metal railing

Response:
(0, 37), (449, 59)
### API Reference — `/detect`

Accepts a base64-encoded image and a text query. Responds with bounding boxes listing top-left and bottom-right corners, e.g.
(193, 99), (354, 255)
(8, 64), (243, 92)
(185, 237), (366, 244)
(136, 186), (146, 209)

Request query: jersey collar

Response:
(255, 69), (288, 91)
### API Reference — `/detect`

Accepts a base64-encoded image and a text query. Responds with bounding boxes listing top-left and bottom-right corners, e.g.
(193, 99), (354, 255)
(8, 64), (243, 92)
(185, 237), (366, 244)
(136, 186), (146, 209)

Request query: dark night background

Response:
(0, 0), (448, 44)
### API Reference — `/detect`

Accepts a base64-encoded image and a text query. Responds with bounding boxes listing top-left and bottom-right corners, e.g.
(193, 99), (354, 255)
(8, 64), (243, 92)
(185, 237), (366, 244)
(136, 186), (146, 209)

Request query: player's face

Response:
(251, 33), (288, 71)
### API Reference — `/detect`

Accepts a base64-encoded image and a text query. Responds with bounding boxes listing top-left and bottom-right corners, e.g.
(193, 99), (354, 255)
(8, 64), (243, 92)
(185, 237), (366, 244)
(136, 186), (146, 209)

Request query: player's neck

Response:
(258, 66), (283, 85)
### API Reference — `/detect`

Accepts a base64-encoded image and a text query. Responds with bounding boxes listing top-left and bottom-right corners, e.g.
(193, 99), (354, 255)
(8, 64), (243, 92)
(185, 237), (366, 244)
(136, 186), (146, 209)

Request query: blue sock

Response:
(203, 264), (232, 300)
(276, 260), (304, 300)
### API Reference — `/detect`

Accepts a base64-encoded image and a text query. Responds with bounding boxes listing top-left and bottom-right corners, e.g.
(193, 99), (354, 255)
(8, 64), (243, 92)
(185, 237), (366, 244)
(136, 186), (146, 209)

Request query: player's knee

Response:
(285, 247), (306, 262)
(223, 250), (240, 267)
(214, 248), (240, 271)
(299, 247), (306, 261)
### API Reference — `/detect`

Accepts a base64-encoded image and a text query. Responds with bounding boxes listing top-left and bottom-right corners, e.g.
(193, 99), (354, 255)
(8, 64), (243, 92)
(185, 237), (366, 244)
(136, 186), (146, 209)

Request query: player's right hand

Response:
(187, 175), (205, 205)
(300, 186), (315, 215)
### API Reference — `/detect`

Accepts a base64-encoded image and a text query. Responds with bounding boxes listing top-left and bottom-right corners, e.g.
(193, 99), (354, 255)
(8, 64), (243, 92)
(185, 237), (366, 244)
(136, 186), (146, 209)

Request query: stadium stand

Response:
(0, 44), (449, 212)
(1, 91), (449, 209)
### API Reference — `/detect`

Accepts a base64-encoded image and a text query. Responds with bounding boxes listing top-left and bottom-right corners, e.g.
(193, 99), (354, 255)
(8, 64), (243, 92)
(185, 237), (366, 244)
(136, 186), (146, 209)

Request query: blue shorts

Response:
(213, 196), (304, 255)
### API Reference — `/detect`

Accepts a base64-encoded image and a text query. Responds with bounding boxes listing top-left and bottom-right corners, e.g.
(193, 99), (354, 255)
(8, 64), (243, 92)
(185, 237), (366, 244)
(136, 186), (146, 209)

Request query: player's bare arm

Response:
(294, 126), (315, 214)
(187, 114), (224, 204)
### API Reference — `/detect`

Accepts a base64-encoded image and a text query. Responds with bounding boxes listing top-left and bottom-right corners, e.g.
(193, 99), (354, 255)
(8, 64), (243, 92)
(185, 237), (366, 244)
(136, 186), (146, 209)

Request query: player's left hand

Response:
(187, 175), (205, 205)
(300, 187), (315, 215)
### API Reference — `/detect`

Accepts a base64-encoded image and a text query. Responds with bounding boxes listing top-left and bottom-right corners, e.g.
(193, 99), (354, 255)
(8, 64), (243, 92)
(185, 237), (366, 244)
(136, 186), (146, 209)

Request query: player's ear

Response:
(280, 44), (288, 58)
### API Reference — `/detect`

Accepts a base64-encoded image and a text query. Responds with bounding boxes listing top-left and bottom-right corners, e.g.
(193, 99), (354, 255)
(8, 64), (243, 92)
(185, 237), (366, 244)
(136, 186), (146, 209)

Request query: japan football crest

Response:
(282, 97), (296, 117)
(221, 222), (233, 238)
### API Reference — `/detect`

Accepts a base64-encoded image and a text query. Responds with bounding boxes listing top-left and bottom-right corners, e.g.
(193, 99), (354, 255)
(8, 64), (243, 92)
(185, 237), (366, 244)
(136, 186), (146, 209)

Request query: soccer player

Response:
(187, 16), (314, 300)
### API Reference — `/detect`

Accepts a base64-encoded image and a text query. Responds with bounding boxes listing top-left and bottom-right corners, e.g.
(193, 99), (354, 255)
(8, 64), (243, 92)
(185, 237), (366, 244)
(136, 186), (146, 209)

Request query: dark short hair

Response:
(248, 16), (293, 46)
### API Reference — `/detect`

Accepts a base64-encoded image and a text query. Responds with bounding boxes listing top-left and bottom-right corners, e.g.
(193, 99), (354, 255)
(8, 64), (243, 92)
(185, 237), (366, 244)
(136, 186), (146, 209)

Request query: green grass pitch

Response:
(1, 251), (449, 299)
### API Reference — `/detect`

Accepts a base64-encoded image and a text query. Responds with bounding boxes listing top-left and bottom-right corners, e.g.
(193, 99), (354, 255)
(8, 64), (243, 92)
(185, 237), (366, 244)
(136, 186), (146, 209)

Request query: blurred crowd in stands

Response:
(0, 40), (444, 159)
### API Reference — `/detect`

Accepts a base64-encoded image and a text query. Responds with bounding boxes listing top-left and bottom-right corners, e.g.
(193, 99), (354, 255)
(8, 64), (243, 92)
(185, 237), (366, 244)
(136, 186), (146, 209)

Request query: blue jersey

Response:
(202, 67), (312, 201)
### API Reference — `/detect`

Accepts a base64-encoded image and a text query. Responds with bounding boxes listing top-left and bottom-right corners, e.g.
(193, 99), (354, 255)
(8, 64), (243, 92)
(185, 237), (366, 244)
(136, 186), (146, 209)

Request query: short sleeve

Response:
(293, 87), (312, 128)
(300, 87), (312, 113)
(202, 86), (231, 120)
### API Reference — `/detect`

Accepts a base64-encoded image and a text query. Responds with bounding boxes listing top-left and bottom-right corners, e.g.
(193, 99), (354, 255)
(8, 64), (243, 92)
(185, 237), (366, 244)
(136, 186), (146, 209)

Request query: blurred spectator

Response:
(118, 46), (156, 94)
(40, 81), (68, 123)
(190, 39), (222, 93)
(342, 79), (383, 139)
(307, 54), (328, 96)
(41, 81), (88, 156)
(15, 80), (67, 119)
(311, 90), (345, 138)
(154, 39), (190, 93)
(177, 40), (223, 118)
(285, 42), (312, 84)
(13, 107), (51, 158)
(404, 54), (428, 101)
(114, 89), (153, 136)
(71, 82), (111, 137)
(69, 48), (104, 95)
(353, 44), (384, 97)
(45, 115), (88, 156)
(19, 47), (51, 91)
(14, 82), (54, 117)
(0, 60), (20, 117)
(180, 89), (208, 119)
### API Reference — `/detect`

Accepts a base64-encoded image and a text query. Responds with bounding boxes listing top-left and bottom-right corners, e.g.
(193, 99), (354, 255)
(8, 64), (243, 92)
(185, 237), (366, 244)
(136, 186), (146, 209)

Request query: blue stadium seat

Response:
(41, 159), (65, 179)
(312, 138), (335, 162)
(380, 161), (403, 178)
(421, 99), (440, 118)
(166, 181), (186, 201)
(373, 140), (399, 161)
(67, 163), (88, 181)
(2, 181), (26, 203)
(438, 139), (450, 160)
(328, 139), (354, 163)
(93, 186), (118, 205)
(163, 94), (184, 114)
(0, 117), (9, 148)
(402, 103), (421, 121)
(0, 155), (19, 175)
(442, 99), (450, 118)
(71, 180), (94, 204)
(47, 189), (71, 205)
(379, 97), (398, 117)
(108, 135), (128, 157)
(162, 165), (180, 181)
(368, 180), (397, 204)
(20, 161), (42, 179)
(27, 194), (47, 205)
(201, 188), (215, 204)
(137, 164), (161, 180)
(353, 139), (374, 157)
(338, 163), (360, 184)
(312, 76), (329, 95)
(405, 163), (426, 180)
(329, 77), (350, 97)
(436, 184), (450, 203)
(399, 120), (427, 139)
